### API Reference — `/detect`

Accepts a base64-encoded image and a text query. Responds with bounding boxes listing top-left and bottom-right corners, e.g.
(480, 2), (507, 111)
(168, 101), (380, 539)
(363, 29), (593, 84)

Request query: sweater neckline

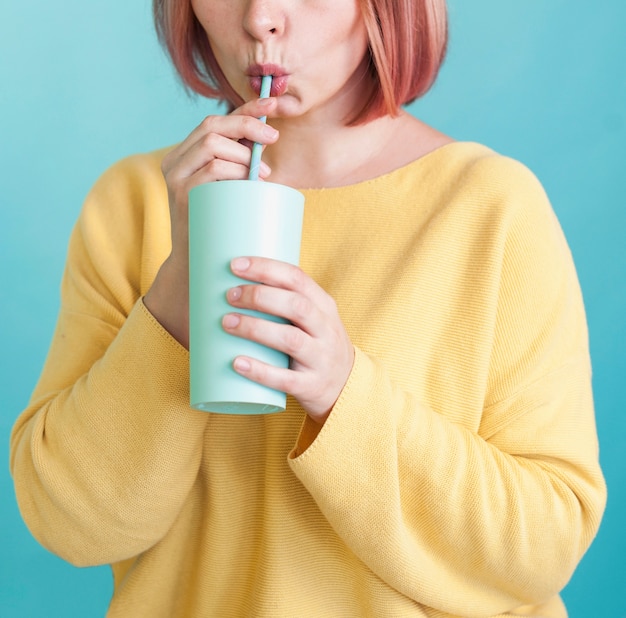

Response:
(297, 141), (489, 195)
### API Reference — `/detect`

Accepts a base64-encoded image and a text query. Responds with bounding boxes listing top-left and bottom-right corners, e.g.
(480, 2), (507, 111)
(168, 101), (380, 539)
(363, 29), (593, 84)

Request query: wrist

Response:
(144, 256), (189, 348)
(292, 414), (327, 458)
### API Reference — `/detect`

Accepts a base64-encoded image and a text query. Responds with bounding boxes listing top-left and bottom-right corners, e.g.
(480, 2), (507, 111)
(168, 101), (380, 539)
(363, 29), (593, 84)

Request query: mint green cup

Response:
(188, 180), (305, 414)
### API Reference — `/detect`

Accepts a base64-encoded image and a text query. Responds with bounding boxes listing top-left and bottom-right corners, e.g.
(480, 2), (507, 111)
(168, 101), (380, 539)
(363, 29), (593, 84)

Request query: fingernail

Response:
(258, 97), (273, 106)
(232, 257), (250, 272)
(263, 125), (279, 139)
(223, 314), (240, 329)
(234, 358), (251, 372)
(227, 286), (242, 301)
(259, 162), (271, 177)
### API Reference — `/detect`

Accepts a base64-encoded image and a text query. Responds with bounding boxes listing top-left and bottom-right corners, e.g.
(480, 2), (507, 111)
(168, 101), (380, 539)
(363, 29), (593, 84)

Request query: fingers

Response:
(162, 98), (279, 200)
(222, 281), (319, 370)
(221, 305), (324, 413)
(224, 311), (354, 421)
(223, 312), (309, 362)
(169, 98), (278, 168)
(224, 312), (342, 420)
(222, 257), (355, 420)
(228, 257), (339, 338)
(231, 356), (304, 403)
(225, 283), (323, 336)
(181, 111), (278, 177)
(177, 97), (278, 158)
(230, 257), (332, 313)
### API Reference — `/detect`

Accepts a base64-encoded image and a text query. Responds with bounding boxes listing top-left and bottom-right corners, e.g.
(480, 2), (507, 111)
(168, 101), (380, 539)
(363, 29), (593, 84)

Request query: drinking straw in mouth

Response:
(248, 75), (273, 181)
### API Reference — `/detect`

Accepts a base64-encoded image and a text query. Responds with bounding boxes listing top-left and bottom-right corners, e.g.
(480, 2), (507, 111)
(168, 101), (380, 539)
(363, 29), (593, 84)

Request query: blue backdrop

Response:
(1, 1), (624, 616)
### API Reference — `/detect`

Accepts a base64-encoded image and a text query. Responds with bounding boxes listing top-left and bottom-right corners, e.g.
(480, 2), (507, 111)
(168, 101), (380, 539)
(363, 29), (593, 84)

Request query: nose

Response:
(243, 0), (284, 41)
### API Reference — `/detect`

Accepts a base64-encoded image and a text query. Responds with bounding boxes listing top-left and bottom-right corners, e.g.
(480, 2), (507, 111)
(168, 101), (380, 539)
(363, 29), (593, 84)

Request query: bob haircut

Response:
(153, 0), (448, 125)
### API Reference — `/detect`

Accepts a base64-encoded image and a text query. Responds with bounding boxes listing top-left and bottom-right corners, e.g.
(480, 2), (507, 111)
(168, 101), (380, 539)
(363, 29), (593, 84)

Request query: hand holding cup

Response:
(223, 256), (355, 423)
(144, 97), (280, 349)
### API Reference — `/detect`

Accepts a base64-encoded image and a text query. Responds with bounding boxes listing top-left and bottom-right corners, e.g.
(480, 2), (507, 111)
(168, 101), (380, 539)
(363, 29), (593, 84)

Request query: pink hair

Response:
(153, 0), (448, 125)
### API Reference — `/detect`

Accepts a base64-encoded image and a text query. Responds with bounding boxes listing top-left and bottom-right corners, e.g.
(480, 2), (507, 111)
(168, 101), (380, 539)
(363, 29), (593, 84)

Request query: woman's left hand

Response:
(222, 256), (355, 424)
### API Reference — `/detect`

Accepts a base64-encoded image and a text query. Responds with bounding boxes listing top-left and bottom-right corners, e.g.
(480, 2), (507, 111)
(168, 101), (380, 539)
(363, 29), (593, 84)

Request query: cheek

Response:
(326, 12), (368, 64)
(190, 3), (234, 51)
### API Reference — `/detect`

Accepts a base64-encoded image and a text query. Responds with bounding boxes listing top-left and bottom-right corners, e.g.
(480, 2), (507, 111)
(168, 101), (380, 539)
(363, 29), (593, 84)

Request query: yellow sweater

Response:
(10, 142), (606, 617)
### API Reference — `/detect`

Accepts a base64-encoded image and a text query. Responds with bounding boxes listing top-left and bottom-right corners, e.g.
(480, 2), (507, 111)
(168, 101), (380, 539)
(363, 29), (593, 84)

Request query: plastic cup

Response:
(188, 180), (305, 414)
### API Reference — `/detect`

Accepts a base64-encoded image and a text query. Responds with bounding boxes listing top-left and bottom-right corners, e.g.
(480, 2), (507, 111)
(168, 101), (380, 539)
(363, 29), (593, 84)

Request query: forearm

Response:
(10, 300), (208, 566)
(289, 348), (606, 615)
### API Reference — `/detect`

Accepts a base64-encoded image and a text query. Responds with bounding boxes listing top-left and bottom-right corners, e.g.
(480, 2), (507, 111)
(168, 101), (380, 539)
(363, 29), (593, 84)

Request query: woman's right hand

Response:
(143, 97), (280, 348)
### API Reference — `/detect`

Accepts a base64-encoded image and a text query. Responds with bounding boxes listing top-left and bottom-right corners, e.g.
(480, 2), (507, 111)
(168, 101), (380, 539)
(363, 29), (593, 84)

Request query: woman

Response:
(10, 1), (606, 616)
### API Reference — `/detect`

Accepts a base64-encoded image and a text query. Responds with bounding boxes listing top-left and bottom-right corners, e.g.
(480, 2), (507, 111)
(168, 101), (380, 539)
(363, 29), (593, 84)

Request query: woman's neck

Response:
(263, 111), (453, 189)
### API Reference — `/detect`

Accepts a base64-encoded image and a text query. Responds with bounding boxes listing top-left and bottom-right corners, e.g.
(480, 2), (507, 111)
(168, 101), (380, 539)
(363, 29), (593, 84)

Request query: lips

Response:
(247, 64), (289, 96)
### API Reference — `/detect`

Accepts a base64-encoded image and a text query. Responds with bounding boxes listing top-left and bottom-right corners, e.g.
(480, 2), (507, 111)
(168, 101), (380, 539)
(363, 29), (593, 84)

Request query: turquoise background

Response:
(1, 0), (624, 616)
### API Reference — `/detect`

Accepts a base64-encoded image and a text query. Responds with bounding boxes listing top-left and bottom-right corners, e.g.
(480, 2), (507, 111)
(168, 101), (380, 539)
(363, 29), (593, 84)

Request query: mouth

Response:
(247, 64), (289, 97)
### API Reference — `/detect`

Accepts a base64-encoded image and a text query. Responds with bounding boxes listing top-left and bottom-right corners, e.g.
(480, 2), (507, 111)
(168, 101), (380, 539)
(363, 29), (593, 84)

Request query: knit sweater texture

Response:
(10, 142), (606, 617)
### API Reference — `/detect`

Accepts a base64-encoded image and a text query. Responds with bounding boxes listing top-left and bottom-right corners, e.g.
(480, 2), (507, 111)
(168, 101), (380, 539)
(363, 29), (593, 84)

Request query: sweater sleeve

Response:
(9, 154), (208, 567)
(288, 163), (606, 616)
